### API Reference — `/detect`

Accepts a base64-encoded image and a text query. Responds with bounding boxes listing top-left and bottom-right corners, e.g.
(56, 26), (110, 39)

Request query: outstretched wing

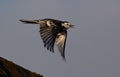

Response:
(40, 21), (58, 52)
(55, 31), (67, 60)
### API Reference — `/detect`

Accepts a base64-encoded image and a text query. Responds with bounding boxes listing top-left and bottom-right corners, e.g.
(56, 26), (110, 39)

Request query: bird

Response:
(19, 18), (73, 60)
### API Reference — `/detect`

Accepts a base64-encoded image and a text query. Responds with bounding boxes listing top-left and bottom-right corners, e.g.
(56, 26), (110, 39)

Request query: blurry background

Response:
(0, 0), (120, 77)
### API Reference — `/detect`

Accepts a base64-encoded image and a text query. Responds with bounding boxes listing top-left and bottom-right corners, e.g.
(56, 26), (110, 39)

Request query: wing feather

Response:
(55, 31), (67, 60)
(40, 21), (58, 52)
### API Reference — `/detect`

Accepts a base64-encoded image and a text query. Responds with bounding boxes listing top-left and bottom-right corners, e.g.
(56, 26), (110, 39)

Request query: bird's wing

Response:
(55, 31), (67, 60)
(40, 21), (58, 52)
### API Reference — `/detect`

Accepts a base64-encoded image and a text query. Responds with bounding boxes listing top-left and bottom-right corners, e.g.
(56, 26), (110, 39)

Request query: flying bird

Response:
(19, 18), (73, 60)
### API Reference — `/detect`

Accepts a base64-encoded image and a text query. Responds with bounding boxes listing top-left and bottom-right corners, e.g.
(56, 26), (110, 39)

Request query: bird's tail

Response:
(19, 19), (40, 24)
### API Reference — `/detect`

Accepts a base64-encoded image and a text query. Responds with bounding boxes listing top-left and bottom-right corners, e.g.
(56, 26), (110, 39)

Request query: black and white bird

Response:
(19, 18), (73, 60)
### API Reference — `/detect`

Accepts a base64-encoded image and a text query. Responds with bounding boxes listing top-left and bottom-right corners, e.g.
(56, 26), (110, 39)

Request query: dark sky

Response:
(0, 0), (120, 77)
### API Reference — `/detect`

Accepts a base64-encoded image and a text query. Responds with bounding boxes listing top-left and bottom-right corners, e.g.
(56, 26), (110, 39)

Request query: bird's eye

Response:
(65, 23), (68, 25)
(62, 22), (71, 29)
(65, 23), (70, 25)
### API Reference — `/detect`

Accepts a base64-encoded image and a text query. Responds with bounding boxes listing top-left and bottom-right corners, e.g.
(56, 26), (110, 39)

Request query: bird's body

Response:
(20, 18), (73, 60)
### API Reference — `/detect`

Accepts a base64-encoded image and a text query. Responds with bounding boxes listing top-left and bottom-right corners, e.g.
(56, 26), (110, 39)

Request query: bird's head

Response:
(62, 21), (74, 29)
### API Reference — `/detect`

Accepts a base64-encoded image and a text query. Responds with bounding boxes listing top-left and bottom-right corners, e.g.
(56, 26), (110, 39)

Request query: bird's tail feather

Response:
(19, 19), (39, 24)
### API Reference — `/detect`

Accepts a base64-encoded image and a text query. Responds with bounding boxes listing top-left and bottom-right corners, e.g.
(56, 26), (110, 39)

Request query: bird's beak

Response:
(70, 25), (74, 28)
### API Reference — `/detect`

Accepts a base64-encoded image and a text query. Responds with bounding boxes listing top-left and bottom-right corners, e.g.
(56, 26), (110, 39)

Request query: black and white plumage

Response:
(19, 18), (73, 60)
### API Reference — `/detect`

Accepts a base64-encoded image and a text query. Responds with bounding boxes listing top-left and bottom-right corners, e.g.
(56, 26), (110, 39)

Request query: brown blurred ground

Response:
(0, 57), (43, 77)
